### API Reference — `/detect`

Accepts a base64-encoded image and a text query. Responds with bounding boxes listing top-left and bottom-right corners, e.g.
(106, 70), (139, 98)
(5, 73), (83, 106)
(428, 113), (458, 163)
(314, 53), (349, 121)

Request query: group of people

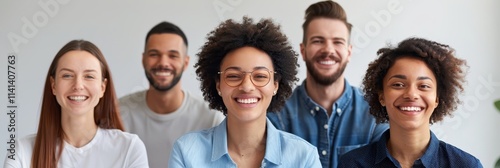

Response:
(4, 0), (482, 168)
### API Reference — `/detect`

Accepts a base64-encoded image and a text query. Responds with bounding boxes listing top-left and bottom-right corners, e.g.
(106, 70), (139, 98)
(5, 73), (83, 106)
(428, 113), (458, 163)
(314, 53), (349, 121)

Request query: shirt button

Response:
(322, 150), (327, 155)
(336, 108), (342, 113)
(315, 106), (320, 111)
(323, 124), (328, 129)
(310, 110), (314, 115)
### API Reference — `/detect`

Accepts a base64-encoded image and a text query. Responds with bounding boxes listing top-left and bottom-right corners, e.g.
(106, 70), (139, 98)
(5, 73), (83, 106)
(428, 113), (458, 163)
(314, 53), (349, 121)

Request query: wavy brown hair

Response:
(302, 0), (352, 44)
(31, 40), (123, 168)
(195, 17), (299, 115)
(362, 37), (467, 124)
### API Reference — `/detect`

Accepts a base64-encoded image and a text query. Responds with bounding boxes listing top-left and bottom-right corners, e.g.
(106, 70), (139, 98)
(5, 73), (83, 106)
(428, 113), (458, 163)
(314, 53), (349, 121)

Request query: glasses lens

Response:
(251, 69), (271, 87)
(223, 69), (243, 87)
(221, 69), (272, 87)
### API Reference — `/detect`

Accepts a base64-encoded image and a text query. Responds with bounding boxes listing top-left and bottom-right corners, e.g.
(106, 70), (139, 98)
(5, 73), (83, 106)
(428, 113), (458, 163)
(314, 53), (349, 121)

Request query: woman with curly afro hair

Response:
(339, 37), (482, 168)
(168, 17), (321, 168)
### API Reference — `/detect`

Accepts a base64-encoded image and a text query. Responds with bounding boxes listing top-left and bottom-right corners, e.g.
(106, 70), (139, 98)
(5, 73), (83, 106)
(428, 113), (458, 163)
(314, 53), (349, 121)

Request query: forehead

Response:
(220, 47), (274, 70)
(57, 50), (101, 71)
(306, 18), (349, 39)
(386, 57), (436, 79)
(145, 33), (186, 52)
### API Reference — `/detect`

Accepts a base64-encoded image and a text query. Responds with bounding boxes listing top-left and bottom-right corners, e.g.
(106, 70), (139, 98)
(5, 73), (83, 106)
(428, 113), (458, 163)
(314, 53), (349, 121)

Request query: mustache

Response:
(151, 66), (173, 72)
(316, 53), (340, 61)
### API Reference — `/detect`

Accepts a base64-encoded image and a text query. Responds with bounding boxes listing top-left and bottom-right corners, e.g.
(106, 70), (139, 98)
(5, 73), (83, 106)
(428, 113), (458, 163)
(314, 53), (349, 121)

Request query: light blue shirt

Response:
(169, 118), (322, 168)
(267, 80), (389, 168)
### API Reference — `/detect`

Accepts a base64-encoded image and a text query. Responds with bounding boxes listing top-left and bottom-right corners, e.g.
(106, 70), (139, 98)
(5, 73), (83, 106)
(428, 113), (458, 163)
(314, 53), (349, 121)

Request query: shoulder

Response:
(99, 129), (141, 144)
(118, 90), (146, 105)
(338, 142), (377, 166)
(176, 127), (215, 143)
(184, 91), (222, 115)
(18, 134), (37, 147)
(278, 130), (316, 150)
(438, 141), (482, 165)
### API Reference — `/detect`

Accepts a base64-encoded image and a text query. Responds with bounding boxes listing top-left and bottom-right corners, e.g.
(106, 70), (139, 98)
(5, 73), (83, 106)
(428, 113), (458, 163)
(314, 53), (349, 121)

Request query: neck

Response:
(387, 127), (431, 168)
(226, 116), (267, 166)
(304, 76), (345, 114)
(146, 86), (184, 114)
(61, 114), (98, 148)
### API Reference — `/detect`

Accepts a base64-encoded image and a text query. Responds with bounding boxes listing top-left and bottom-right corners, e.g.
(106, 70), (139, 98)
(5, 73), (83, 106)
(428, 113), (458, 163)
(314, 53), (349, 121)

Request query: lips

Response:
(398, 106), (423, 112)
(68, 96), (88, 102)
(154, 71), (173, 76)
(236, 98), (259, 104)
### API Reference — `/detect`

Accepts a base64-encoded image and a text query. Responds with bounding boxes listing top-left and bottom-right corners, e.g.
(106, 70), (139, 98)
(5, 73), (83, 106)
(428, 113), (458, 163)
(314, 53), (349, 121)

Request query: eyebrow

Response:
(309, 36), (346, 42)
(389, 74), (434, 81)
(59, 68), (98, 73)
(223, 66), (270, 71)
(146, 49), (180, 54)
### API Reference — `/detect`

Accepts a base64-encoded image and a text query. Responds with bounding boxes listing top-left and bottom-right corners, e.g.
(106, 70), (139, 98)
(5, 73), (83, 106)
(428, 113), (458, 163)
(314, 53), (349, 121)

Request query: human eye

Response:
(253, 72), (269, 81)
(85, 74), (96, 79)
(391, 82), (404, 88)
(419, 84), (432, 90)
(61, 73), (73, 79)
(225, 71), (242, 81)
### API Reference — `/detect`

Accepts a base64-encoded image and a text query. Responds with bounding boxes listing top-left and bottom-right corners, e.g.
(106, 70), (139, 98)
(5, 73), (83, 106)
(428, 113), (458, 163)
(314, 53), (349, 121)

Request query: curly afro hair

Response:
(362, 37), (467, 124)
(194, 17), (299, 115)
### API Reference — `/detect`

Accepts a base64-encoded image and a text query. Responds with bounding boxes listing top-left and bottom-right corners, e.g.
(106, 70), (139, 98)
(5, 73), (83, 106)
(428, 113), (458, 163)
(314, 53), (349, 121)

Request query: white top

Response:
(119, 90), (225, 168)
(4, 128), (149, 168)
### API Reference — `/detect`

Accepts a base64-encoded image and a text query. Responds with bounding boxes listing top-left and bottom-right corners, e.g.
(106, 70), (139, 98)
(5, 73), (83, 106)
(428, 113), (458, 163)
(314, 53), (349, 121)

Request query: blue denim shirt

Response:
(267, 80), (389, 168)
(168, 118), (322, 168)
(338, 130), (483, 168)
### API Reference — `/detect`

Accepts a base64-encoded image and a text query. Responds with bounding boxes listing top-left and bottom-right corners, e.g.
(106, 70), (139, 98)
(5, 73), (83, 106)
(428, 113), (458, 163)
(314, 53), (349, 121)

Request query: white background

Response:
(1, 0), (499, 166)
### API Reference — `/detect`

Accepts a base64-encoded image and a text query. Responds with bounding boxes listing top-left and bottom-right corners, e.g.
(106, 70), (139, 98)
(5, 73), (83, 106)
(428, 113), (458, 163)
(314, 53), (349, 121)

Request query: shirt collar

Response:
(212, 119), (229, 161)
(298, 79), (354, 116)
(374, 130), (440, 167)
(418, 131), (440, 167)
(210, 118), (283, 165)
(263, 118), (282, 165)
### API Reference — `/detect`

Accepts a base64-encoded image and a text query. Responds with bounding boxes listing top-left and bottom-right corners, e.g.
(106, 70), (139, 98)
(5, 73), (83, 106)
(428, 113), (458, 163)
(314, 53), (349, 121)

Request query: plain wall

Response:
(1, 0), (499, 166)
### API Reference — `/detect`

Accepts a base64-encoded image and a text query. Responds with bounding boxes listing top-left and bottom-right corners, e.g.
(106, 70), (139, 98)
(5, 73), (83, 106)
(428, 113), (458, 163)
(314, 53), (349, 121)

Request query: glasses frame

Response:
(218, 68), (276, 87)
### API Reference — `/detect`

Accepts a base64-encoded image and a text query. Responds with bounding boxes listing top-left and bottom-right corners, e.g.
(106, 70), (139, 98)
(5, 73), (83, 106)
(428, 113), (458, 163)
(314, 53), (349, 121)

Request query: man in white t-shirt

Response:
(119, 21), (225, 168)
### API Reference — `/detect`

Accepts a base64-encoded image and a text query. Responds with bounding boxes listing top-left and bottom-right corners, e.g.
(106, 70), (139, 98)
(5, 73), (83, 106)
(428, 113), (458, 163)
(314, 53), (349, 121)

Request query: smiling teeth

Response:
(319, 60), (335, 65)
(237, 98), (258, 104)
(400, 106), (422, 111)
(155, 71), (172, 76)
(69, 96), (87, 101)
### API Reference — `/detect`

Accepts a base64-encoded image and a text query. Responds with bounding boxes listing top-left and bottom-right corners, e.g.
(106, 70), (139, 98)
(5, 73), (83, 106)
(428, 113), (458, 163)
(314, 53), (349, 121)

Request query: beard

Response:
(145, 66), (183, 92)
(305, 55), (347, 86)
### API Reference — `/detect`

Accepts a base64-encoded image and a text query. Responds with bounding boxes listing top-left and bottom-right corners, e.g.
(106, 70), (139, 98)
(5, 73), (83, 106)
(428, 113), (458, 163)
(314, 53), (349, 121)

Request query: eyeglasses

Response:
(218, 68), (275, 87)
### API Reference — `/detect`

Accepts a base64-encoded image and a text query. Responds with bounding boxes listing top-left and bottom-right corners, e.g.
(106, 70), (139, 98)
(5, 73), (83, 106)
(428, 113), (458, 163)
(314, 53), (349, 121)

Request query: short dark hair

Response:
(362, 37), (467, 124)
(145, 21), (188, 47)
(302, 0), (352, 44)
(195, 17), (299, 115)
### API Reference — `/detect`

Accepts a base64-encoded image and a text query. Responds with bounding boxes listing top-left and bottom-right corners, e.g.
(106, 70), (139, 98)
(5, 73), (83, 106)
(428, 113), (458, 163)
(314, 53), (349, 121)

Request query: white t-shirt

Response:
(4, 128), (149, 168)
(119, 90), (225, 168)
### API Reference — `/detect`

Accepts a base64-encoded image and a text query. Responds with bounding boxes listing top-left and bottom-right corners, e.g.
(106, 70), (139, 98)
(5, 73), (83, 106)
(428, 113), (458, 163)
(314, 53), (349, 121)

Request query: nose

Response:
(403, 86), (418, 100)
(238, 73), (255, 92)
(321, 40), (335, 55)
(73, 76), (84, 91)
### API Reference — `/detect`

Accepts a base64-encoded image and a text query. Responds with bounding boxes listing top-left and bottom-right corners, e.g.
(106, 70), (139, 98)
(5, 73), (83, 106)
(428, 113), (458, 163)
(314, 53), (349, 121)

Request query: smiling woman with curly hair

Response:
(339, 37), (483, 168)
(168, 17), (321, 168)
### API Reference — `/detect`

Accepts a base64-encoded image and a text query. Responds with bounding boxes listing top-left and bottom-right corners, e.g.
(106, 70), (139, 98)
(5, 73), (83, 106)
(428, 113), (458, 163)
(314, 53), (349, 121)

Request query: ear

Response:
(216, 80), (221, 96)
(100, 78), (107, 98)
(379, 92), (385, 106)
(346, 44), (352, 63)
(50, 76), (56, 95)
(435, 97), (439, 108)
(273, 80), (279, 96)
(300, 43), (306, 61)
(183, 55), (190, 71)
